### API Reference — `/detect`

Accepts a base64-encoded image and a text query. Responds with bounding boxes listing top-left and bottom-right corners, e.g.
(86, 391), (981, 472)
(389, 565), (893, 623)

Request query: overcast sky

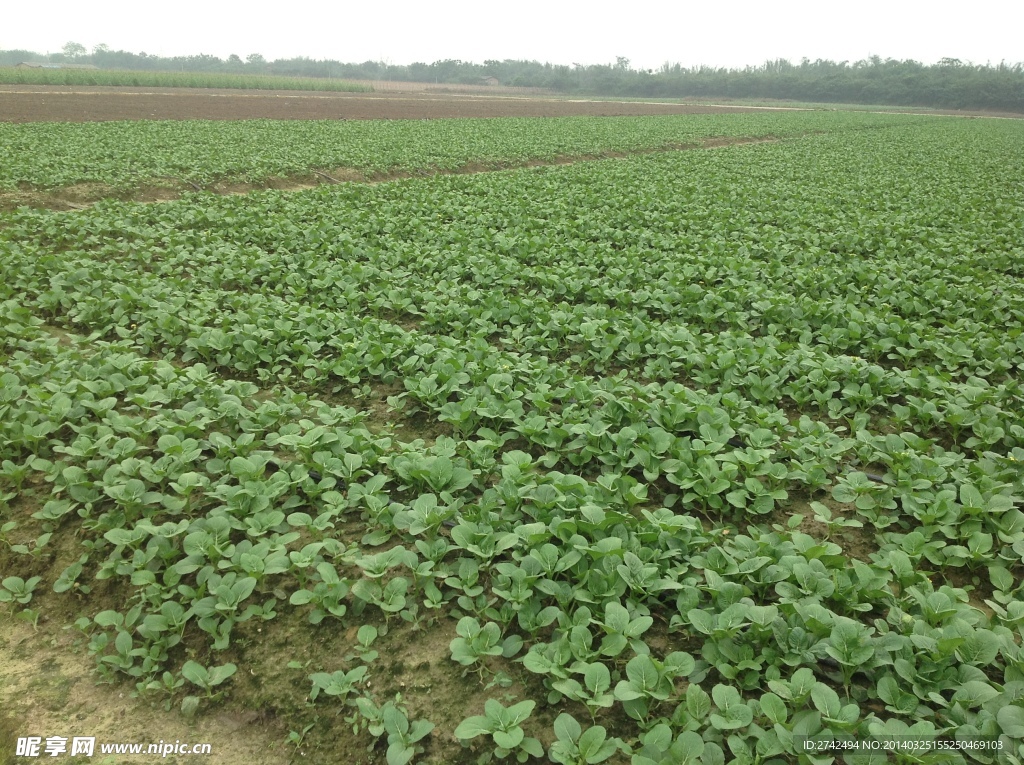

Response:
(5, 0), (1022, 70)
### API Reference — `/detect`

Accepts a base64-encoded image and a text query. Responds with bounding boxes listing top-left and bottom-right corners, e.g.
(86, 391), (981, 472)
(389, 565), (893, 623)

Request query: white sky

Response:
(5, 0), (1022, 70)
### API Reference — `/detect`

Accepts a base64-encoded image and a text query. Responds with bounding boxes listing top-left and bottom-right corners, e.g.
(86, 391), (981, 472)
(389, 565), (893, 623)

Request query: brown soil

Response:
(0, 619), (289, 765)
(0, 85), (772, 124)
(783, 497), (880, 563)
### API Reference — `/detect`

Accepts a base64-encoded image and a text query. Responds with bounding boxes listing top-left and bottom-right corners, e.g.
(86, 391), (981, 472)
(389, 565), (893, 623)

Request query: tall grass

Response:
(0, 67), (372, 92)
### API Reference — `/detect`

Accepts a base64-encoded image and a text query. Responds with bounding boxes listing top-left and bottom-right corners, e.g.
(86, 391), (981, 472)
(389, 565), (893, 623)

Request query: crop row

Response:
(3, 116), (1024, 762)
(3, 123), (1021, 454)
(3, 122), (1022, 559)
(2, 296), (1022, 763)
(0, 110), (911, 191)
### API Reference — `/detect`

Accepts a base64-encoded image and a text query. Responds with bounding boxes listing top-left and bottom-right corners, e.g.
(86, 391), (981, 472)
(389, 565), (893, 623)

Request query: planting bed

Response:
(1, 113), (1023, 764)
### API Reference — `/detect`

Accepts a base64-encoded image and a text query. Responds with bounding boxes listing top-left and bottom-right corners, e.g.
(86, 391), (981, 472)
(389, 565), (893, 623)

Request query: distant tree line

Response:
(3, 44), (1022, 112)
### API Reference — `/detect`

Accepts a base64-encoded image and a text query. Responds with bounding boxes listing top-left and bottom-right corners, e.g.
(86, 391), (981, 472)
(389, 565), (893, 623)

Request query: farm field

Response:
(0, 110), (904, 211)
(0, 110), (871, 190)
(1, 113), (1024, 765)
(0, 84), (778, 126)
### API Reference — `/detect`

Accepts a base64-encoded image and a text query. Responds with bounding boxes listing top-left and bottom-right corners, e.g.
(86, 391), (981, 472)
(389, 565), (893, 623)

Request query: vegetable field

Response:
(0, 112), (895, 192)
(2, 114), (1024, 765)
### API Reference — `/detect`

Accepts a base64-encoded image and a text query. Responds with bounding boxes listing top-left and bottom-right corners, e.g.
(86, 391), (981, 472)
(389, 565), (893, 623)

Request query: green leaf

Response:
(386, 744), (414, 765)
(710, 685), (752, 730)
(584, 662), (611, 693)
(104, 528), (142, 547)
(686, 683), (711, 720)
(664, 652), (695, 677)
(505, 699), (536, 725)
(990, 566), (1015, 593)
(94, 610), (124, 628)
(625, 655), (660, 693)
(952, 681), (999, 708)
(759, 692), (788, 725)
(493, 727), (524, 751)
(747, 605), (778, 628)
(208, 663), (237, 686)
(577, 726), (609, 762)
(229, 456), (258, 477)
(711, 684), (741, 710)
(114, 630), (133, 655)
(358, 624), (378, 645)
(811, 683), (841, 719)
(454, 715), (492, 740)
(553, 712), (582, 744)
(181, 660), (208, 687)
(997, 705), (1024, 738)
(407, 719), (434, 743)
(428, 456), (454, 489)
(687, 608), (714, 634)
(956, 629), (1001, 665)
(520, 737), (545, 758)
(673, 731), (705, 764)
(383, 705), (409, 736)
(502, 634), (524, 658)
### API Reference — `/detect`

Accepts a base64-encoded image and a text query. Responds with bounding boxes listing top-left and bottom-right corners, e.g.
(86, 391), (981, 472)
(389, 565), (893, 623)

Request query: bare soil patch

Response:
(0, 85), (770, 124)
(0, 619), (289, 765)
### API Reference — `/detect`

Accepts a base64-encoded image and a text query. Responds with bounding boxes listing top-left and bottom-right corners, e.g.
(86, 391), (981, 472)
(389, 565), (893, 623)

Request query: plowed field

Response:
(0, 84), (771, 122)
